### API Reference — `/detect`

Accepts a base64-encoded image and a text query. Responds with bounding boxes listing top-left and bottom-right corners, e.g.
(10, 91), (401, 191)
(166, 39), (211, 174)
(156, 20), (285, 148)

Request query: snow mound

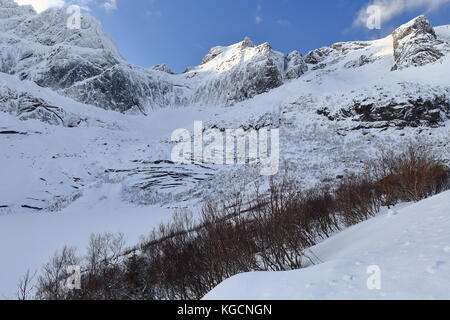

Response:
(204, 191), (450, 300)
(436, 25), (450, 43)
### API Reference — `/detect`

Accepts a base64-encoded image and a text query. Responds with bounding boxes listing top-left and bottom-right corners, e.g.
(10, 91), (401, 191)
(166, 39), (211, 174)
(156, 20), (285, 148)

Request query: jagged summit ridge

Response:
(201, 37), (254, 65)
(0, 3), (449, 116)
(185, 37), (289, 105)
(392, 15), (445, 71)
(152, 64), (175, 74)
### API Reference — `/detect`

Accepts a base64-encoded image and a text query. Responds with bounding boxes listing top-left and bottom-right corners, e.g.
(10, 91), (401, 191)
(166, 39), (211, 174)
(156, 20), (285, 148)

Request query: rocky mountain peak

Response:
(152, 64), (175, 74)
(202, 46), (225, 64)
(202, 37), (256, 65)
(0, 0), (35, 18)
(0, 2), (120, 57)
(239, 36), (254, 49)
(392, 15), (444, 70)
(285, 50), (308, 79)
(392, 15), (436, 50)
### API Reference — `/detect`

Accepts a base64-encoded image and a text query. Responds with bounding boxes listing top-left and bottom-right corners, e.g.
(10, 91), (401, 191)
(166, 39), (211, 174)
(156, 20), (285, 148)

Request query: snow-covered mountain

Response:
(0, 0), (308, 114)
(1, 0), (448, 123)
(0, 0), (449, 216)
(0, 1), (449, 299)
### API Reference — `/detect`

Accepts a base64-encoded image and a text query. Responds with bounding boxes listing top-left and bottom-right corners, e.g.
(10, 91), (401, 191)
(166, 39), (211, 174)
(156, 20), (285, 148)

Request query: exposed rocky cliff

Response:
(392, 16), (446, 71)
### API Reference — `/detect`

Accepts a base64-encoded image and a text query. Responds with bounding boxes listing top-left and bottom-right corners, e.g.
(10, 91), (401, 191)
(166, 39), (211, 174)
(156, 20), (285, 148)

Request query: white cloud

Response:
(354, 0), (450, 27)
(14, 0), (118, 13)
(102, 0), (116, 11)
(14, 0), (65, 13)
(255, 5), (263, 24)
(145, 0), (161, 18)
(275, 19), (290, 27)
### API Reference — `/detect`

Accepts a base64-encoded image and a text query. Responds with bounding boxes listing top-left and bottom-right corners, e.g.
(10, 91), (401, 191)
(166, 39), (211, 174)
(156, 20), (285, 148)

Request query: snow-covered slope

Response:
(183, 37), (291, 106)
(0, 2), (449, 299)
(204, 191), (450, 300)
(0, 3), (448, 227)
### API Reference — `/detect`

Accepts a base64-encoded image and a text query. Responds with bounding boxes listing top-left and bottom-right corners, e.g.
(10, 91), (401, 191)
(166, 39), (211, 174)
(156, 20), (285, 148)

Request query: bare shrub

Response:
(334, 175), (380, 227)
(17, 270), (36, 300)
(30, 143), (449, 300)
(35, 246), (79, 300)
(372, 144), (448, 204)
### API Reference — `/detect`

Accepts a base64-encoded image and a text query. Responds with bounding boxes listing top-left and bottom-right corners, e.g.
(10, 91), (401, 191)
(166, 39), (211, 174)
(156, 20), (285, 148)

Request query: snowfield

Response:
(204, 191), (450, 300)
(0, 190), (174, 299)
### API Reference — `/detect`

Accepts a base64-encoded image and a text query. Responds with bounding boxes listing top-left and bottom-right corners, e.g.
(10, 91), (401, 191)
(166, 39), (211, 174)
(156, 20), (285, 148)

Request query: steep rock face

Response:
(304, 41), (375, 71)
(0, 84), (81, 127)
(316, 84), (450, 128)
(346, 95), (450, 128)
(285, 51), (308, 79)
(0, 2), (187, 112)
(187, 38), (285, 106)
(64, 64), (187, 113)
(304, 47), (335, 65)
(392, 16), (444, 71)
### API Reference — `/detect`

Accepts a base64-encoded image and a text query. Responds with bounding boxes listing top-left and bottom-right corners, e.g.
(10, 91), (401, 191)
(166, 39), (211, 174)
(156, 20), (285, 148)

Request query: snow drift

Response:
(204, 191), (450, 300)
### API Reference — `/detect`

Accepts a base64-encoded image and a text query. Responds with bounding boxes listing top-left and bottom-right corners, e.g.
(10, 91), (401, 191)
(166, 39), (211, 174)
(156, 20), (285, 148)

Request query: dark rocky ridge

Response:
(317, 90), (450, 129)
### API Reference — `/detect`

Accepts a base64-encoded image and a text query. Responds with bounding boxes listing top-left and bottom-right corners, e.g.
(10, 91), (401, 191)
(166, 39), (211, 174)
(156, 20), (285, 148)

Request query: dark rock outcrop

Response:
(304, 47), (334, 65)
(351, 96), (449, 127)
(285, 51), (308, 79)
(0, 85), (86, 127)
(321, 93), (450, 128)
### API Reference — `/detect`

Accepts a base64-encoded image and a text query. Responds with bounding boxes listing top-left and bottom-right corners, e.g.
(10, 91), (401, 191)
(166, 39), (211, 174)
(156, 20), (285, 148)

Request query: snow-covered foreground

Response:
(0, 187), (174, 299)
(204, 191), (450, 300)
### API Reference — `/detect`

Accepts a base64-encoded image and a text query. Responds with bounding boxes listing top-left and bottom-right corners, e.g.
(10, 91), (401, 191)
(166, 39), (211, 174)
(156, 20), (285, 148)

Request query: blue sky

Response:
(22, 0), (450, 72)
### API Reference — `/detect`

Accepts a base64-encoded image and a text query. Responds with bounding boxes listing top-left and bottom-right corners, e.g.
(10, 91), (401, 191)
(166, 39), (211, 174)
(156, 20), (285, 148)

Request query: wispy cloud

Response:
(145, 0), (161, 18)
(275, 19), (290, 27)
(102, 0), (117, 11)
(14, 0), (119, 13)
(354, 0), (450, 27)
(255, 4), (263, 24)
(15, 0), (65, 13)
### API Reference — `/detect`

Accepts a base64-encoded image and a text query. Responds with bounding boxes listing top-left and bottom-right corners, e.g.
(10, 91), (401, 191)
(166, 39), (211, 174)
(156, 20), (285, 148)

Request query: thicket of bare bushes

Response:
(28, 143), (449, 300)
